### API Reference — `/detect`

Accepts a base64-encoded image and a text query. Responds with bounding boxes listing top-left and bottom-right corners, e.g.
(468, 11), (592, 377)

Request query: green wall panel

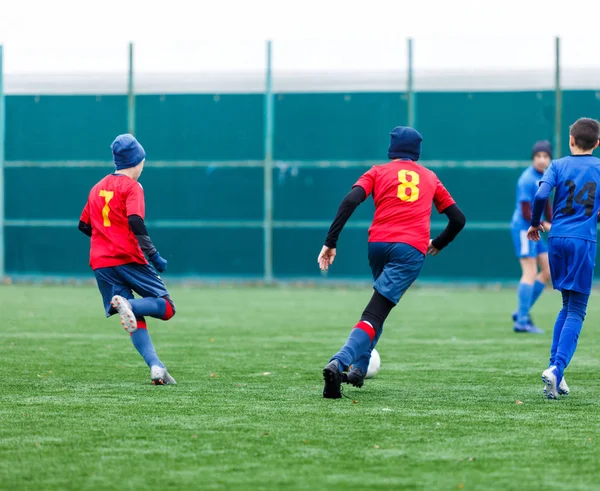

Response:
(417, 91), (555, 161)
(4, 89), (600, 281)
(274, 93), (407, 160)
(5, 167), (107, 219)
(6, 91), (597, 164)
(148, 228), (263, 276)
(6, 227), (91, 275)
(136, 94), (264, 161)
(418, 229), (520, 280)
(274, 228), (369, 278)
(274, 228), (522, 280)
(273, 167), (374, 221)
(433, 167), (523, 222)
(561, 90), (600, 157)
(142, 167), (263, 220)
(6, 167), (263, 221)
(273, 166), (524, 223)
(5, 227), (263, 277)
(6, 95), (127, 161)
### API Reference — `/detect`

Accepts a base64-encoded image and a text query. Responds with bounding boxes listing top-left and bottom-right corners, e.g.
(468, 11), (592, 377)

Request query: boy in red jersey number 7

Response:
(318, 127), (466, 398)
(79, 134), (176, 385)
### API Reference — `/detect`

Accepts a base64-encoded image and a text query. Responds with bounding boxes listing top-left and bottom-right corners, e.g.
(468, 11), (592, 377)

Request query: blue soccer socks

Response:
(331, 321), (376, 372)
(130, 297), (175, 320)
(546, 289), (589, 398)
(513, 280), (547, 332)
(554, 291), (589, 376)
(529, 280), (546, 310)
(549, 292), (569, 366)
(353, 325), (383, 373)
(516, 282), (534, 326)
(130, 319), (165, 369)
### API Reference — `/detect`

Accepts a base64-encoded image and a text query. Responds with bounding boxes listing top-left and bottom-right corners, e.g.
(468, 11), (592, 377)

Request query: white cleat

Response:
(163, 371), (177, 385)
(558, 377), (570, 396)
(543, 376), (570, 397)
(110, 295), (137, 333)
(542, 366), (559, 399)
(150, 365), (177, 385)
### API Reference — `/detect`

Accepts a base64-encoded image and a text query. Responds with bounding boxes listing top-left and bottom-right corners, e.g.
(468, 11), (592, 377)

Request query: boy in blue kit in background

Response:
(528, 118), (600, 399)
(510, 141), (553, 334)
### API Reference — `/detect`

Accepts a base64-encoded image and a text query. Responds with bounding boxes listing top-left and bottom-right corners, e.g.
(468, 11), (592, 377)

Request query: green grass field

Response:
(2, 284), (600, 491)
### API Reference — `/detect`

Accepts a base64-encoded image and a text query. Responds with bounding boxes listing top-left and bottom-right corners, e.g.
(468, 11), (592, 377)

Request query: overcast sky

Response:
(1, 0), (599, 73)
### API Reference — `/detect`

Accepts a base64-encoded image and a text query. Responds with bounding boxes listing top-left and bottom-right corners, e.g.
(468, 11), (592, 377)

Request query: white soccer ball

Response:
(366, 348), (381, 379)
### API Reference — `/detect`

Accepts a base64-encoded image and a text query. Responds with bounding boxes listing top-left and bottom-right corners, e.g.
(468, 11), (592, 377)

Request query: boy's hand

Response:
(541, 221), (552, 232)
(427, 240), (440, 256)
(150, 252), (168, 272)
(527, 224), (545, 242)
(318, 246), (336, 271)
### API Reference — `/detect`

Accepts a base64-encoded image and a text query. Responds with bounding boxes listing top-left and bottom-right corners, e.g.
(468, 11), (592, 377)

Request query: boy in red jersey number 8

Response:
(318, 127), (466, 398)
(79, 135), (176, 386)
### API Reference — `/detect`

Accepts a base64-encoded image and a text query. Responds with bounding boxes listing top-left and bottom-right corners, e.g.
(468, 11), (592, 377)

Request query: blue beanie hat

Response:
(388, 126), (423, 161)
(111, 134), (146, 170)
(532, 140), (552, 159)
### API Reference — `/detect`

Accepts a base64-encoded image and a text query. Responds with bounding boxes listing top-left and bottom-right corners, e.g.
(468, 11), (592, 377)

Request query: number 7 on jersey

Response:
(99, 190), (114, 227)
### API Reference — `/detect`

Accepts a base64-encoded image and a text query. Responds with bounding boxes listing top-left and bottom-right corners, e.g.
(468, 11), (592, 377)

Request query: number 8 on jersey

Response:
(398, 170), (420, 202)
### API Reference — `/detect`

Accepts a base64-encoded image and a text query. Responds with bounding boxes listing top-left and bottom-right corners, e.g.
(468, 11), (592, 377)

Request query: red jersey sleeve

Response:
(354, 167), (378, 196)
(433, 177), (456, 213)
(125, 182), (146, 218)
(80, 201), (90, 224)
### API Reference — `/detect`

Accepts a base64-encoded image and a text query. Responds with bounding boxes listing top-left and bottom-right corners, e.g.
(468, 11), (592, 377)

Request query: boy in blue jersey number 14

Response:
(528, 118), (600, 399)
(510, 141), (553, 334)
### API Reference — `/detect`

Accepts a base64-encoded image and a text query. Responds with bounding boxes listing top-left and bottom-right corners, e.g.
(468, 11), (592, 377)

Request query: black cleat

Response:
(346, 366), (366, 388)
(512, 311), (535, 325)
(323, 360), (343, 399)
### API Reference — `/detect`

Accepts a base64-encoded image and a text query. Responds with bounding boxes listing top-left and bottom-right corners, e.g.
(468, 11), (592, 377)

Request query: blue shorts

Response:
(548, 237), (596, 295)
(510, 226), (548, 258)
(369, 242), (425, 304)
(94, 263), (170, 317)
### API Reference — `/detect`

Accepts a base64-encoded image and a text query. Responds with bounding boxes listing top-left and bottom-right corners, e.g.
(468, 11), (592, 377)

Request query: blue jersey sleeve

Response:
(540, 162), (557, 188)
(517, 176), (535, 203)
(531, 182), (553, 227)
(531, 164), (557, 227)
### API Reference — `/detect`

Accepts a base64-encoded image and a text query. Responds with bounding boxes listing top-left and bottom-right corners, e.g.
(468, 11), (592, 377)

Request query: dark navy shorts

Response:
(548, 237), (596, 295)
(369, 242), (426, 304)
(94, 263), (170, 317)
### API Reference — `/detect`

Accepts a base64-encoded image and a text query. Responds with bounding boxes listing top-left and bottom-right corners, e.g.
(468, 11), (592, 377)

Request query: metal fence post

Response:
(407, 38), (415, 128)
(263, 40), (274, 284)
(128, 42), (136, 135)
(0, 45), (5, 279)
(554, 37), (562, 158)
